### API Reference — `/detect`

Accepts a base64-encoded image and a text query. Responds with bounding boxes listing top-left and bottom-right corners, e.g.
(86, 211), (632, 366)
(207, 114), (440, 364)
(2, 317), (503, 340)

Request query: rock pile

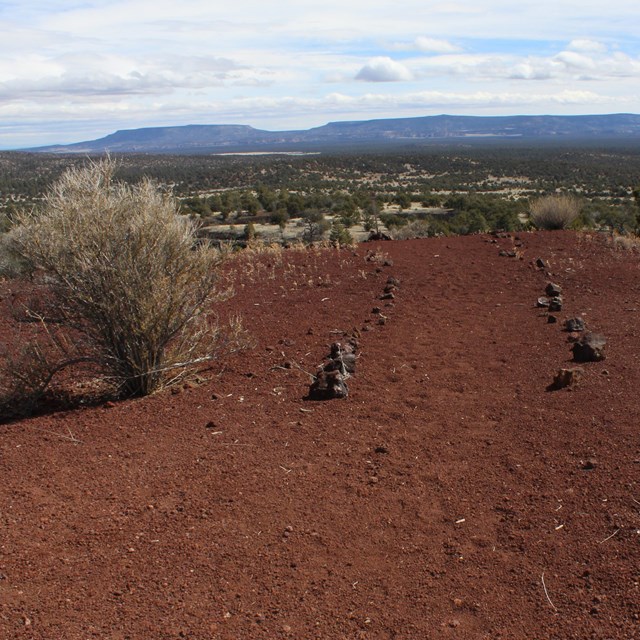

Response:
(308, 340), (358, 400)
(529, 260), (607, 389)
(309, 259), (399, 400)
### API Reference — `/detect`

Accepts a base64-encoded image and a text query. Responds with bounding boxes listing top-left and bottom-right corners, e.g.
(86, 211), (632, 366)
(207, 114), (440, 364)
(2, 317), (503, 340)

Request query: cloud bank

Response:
(1, 0), (639, 147)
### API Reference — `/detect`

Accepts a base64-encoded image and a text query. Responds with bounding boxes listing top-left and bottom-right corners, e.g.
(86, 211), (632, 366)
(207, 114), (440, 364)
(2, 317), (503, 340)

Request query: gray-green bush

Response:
(4, 158), (232, 401)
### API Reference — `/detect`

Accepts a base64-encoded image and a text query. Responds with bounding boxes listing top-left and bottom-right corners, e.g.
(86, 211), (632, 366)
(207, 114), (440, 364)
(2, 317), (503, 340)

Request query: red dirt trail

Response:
(1, 231), (639, 639)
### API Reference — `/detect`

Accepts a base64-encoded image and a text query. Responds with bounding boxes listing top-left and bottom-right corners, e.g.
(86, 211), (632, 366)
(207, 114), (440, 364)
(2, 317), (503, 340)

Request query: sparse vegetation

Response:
(3, 144), (640, 243)
(1, 158), (233, 413)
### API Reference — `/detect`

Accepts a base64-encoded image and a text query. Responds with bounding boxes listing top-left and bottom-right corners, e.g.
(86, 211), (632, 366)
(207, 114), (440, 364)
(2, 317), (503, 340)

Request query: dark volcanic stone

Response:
(572, 332), (606, 362)
(545, 282), (562, 296)
(309, 370), (349, 400)
(549, 296), (563, 312)
(564, 317), (585, 332)
(324, 353), (356, 375)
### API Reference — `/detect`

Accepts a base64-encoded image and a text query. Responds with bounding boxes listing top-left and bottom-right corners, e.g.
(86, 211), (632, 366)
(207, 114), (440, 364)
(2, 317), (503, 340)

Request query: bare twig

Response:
(599, 529), (620, 544)
(541, 572), (557, 611)
(290, 360), (317, 381)
(19, 423), (82, 444)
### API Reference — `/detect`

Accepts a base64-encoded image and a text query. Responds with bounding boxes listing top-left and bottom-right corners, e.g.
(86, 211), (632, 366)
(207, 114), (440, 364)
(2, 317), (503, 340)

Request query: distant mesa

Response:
(26, 113), (640, 155)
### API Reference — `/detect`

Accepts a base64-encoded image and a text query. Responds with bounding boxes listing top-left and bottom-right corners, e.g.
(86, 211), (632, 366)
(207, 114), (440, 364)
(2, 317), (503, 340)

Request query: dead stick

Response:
(541, 572), (557, 611)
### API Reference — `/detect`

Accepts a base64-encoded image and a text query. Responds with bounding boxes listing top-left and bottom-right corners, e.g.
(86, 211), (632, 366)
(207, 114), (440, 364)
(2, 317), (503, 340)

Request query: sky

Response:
(1, 0), (640, 148)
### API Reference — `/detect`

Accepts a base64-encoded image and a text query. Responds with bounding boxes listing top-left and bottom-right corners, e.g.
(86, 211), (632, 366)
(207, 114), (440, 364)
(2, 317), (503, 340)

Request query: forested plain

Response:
(1, 141), (639, 239)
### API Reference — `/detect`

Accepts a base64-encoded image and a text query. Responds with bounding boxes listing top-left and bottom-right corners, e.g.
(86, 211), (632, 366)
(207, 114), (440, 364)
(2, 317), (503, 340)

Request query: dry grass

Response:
(529, 194), (581, 230)
(223, 238), (358, 293)
(607, 231), (640, 252)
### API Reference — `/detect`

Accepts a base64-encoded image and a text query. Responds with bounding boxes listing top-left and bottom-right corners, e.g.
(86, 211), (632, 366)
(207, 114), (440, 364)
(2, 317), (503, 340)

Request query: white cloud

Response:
(414, 36), (461, 54)
(2, 0), (640, 147)
(355, 57), (414, 82)
(554, 51), (597, 72)
(390, 36), (461, 54)
(568, 39), (608, 53)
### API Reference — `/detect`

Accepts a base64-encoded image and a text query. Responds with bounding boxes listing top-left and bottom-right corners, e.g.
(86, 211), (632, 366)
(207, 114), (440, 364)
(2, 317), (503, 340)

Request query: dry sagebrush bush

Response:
(6, 158), (233, 399)
(529, 194), (581, 230)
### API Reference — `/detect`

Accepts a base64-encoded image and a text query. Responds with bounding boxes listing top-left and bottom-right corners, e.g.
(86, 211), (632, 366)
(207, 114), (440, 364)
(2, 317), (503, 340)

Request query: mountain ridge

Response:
(29, 113), (640, 154)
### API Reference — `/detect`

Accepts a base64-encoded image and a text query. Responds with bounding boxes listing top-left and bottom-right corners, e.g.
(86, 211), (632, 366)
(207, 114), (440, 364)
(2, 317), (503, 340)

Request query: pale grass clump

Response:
(608, 231), (640, 252)
(4, 158), (234, 403)
(529, 194), (581, 230)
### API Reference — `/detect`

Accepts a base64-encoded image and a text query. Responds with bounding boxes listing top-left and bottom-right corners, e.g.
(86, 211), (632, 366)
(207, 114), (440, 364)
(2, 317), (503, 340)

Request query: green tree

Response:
(241, 192), (260, 216)
(302, 209), (329, 244)
(269, 208), (289, 231)
(329, 221), (353, 246)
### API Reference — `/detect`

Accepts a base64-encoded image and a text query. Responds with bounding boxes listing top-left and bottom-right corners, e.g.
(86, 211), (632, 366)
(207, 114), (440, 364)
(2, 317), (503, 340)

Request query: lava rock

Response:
(564, 317), (585, 332)
(367, 231), (392, 241)
(308, 370), (349, 400)
(330, 341), (354, 358)
(535, 257), (548, 269)
(545, 282), (562, 296)
(548, 296), (563, 312)
(551, 367), (583, 390)
(572, 332), (606, 362)
(323, 352), (356, 375)
(346, 336), (359, 352)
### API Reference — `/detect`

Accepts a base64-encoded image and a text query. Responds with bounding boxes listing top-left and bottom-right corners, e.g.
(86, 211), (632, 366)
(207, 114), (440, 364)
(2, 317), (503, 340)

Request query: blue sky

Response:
(1, 0), (639, 148)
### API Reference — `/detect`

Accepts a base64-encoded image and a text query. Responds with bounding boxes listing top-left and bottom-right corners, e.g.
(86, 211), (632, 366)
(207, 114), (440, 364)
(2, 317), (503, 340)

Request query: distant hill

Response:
(29, 113), (640, 154)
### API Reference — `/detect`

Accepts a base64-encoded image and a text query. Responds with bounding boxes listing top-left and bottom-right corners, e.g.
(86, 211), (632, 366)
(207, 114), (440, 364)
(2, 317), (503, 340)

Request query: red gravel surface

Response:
(1, 231), (639, 639)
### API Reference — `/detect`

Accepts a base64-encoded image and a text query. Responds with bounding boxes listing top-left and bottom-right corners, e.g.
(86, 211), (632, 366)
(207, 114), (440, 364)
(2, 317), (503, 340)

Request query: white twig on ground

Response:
(541, 572), (557, 611)
(599, 529), (620, 544)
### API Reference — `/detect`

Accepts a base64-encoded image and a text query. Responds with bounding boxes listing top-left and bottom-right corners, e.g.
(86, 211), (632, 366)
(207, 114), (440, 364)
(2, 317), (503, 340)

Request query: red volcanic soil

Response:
(1, 231), (639, 639)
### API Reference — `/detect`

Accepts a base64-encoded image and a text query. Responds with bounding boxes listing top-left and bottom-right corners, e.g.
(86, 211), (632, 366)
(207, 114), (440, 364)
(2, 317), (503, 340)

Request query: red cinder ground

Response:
(1, 231), (639, 639)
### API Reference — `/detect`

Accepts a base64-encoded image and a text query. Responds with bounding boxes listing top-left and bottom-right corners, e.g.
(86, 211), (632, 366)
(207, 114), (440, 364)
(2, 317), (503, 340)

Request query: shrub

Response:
(392, 218), (450, 239)
(301, 209), (330, 244)
(242, 222), (257, 241)
(379, 212), (408, 229)
(529, 194), (581, 230)
(5, 158), (231, 400)
(391, 220), (432, 240)
(329, 221), (353, 246)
